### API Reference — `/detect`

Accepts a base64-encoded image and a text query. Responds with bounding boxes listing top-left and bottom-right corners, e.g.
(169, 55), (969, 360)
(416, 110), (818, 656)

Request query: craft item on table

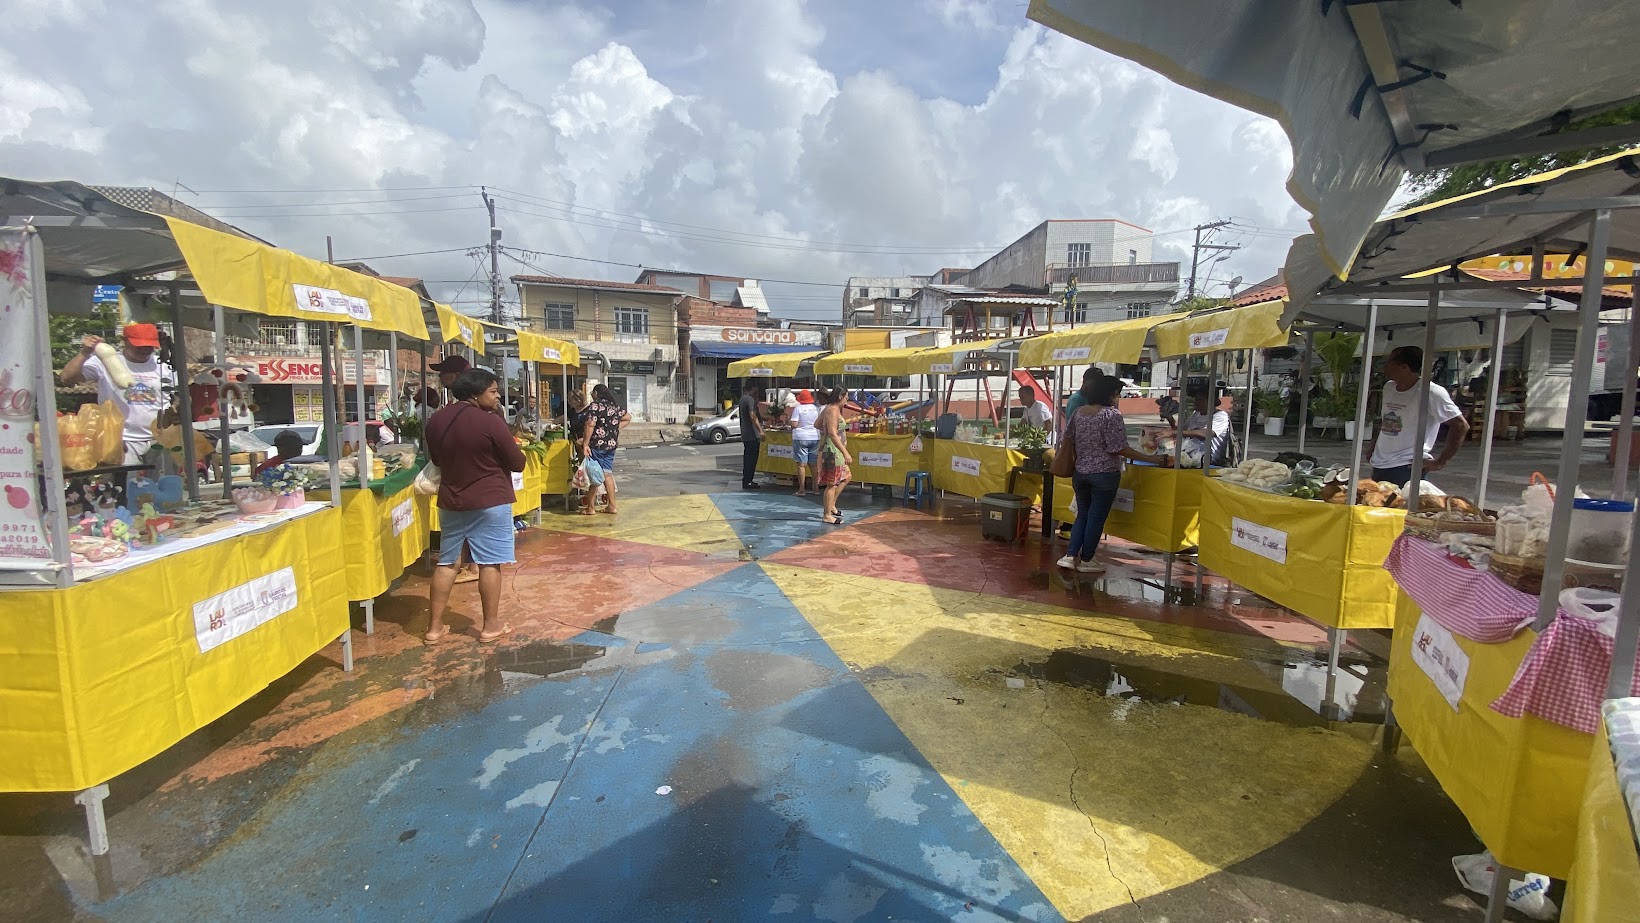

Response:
(132, 502), (175, 545)
(258, 463), (306, 509)
(68, 535), (128, 565)
(231, 485), (278, 516)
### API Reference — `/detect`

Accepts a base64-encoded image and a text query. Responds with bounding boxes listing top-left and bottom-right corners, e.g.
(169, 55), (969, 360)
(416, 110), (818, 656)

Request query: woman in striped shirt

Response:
(1059, 375), (1169, 573)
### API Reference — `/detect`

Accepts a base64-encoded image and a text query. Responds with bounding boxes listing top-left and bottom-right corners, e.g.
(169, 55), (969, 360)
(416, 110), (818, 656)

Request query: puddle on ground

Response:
(491, 639), (612, 679)
(1016, 648), (1386, 727)
(1024, 570), (1202, 606)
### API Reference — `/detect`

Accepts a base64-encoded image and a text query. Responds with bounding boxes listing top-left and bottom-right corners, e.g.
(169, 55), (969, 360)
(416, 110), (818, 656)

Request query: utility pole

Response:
(482, 186), (503, 324)
(1186, 219), (1238, 301)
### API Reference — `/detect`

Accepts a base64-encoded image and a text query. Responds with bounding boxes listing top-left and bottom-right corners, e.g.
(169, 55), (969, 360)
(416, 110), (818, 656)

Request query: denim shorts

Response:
(438, 504), (516, 566)
(590, 448), (616, 473)
(793, 439), (820, 465)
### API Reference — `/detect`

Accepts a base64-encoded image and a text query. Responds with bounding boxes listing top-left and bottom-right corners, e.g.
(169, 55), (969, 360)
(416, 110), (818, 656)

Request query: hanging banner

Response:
(1409, 613), (1469, 711)
(193, 567), (301, 653)
(293, 284), (373, 322)
(0, 228), (51, 565)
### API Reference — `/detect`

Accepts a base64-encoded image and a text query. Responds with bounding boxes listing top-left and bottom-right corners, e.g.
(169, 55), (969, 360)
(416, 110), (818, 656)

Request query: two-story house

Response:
(961, 219), (1180, 324)
(511, 275), (687, 423)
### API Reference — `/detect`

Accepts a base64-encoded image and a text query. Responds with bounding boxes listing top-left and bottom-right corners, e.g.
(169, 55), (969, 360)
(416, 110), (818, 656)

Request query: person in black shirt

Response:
(739, 382), (765, 489)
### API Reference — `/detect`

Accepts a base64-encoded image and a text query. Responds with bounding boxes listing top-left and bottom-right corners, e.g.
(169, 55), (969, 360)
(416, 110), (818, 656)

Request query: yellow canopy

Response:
(517, 329), (581, 367)
(1153, 299), (1289, 358)
(812, 346), (927, 377)
(727, 350), (827, 378)
(435, 303), (486, 351)
(164, 217), (430, 339)
(1017, 315), (1172, 367)
(906, 338), (1013, 374)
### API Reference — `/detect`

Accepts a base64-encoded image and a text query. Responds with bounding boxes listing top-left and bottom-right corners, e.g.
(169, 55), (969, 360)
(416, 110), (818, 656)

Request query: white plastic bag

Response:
(1561, 588), (1621, 637)
(1451, 851), (1559, 920)
(1066, 495), (1078, 518)
(412, 460), (441, 496)
(908, 435), (923, 454)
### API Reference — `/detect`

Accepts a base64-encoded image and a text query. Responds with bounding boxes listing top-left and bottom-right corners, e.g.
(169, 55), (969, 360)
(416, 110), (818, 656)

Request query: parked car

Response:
(691, 407), (742, 444)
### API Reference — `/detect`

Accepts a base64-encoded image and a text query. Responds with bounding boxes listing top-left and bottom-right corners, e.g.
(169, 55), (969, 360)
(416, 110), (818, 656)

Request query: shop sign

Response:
(844, 364), (874, 374)
(193, 566), (300, 653)
(1112, 488), (1135, 513)
(1052, 347), (1091, 362)
(951, 455), (982, 477)
(233, 355), (382, 386)
(691, 325), (823, 346)
(1229, 517), (1287, 564)
(1409, 613), (1469, 710)
(391, 498), (414, 536)
(293, 284), (372, 322)
(747, 367), (775, 377)
(858, 452), (893, 468)
(767, 443), (794, 459)
(609, 360), (656, 375)
(1189, 328), (1230, 350)
(0, 229), (50, 565)
(929, 363), (955, 374)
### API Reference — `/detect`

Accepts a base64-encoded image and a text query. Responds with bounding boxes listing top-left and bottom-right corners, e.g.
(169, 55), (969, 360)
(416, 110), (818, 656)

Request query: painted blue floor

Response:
(712, 489), (874, 559)
(92, 560), (1060, 923)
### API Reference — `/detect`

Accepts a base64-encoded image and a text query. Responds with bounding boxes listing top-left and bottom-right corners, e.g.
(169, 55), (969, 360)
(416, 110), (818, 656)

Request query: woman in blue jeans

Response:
(1058, 375), (1169, 573)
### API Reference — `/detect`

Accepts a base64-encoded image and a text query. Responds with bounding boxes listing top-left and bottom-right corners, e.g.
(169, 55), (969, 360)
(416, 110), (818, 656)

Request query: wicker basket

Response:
(1403, 506), (1498, 541)
(1487, 552), (1544, 595)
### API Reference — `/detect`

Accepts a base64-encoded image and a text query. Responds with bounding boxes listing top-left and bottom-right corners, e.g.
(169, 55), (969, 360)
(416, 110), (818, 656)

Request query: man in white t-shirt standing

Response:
(1366, 345), (1470, 488)
(1018, 385), (1054, 429)
(59, 323), (171, 465)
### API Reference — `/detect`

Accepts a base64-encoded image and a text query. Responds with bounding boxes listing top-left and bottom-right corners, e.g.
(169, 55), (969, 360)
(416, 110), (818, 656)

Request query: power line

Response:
(207, 204), (486, 219)
(199, 193), (475, 209)
(330, 247), (478, 262)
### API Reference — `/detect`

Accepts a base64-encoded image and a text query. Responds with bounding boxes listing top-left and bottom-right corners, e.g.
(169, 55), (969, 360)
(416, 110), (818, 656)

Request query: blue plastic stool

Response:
(903, 471), (933, 510)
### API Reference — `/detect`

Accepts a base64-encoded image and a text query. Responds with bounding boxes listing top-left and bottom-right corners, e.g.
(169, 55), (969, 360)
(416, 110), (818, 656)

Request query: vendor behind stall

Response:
(1018, 385), (1054, 428)
(1367, 345), (1469, 487)
(59, 324), (171, 465)
(1178, 382), (1231, 466)
(253, 430), (307, 476)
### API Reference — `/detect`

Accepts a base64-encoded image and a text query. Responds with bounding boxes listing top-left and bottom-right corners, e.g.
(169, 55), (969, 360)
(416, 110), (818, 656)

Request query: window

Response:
(543, 302), (575, 331)
(1071, 302), (1090, 324)
(1067, 242), (1092, 267)
(615, 307), (650, 341)
(1547, 328), (1578, 376)
(857, 287), (869, 298)
(1128, 249), (1138, 265)
(891, 287), (901, 298)
(1126, 302), (1152, 319)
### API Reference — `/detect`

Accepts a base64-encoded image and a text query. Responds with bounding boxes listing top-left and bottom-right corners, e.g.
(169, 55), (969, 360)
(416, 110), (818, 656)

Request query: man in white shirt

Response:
(1017, 385), (1054, 429)
(59, 323), (172, 465)
(1178, 382), (1231, 465)
(1367, 345), (1470, 487)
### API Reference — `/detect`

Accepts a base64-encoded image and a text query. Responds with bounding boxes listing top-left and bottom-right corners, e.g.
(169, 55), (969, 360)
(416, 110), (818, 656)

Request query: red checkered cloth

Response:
(1493, 615), (1640, 734)
(1384, 535), (1536, 643)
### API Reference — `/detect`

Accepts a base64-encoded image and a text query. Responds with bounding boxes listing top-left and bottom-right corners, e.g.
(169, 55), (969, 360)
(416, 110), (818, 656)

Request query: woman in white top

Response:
(788, 389), (822, 496)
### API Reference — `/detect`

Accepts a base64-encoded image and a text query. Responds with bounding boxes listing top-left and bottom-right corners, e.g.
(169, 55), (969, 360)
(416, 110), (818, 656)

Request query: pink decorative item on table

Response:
(274, 488), (305, 510)
(232, 486), (277, 516)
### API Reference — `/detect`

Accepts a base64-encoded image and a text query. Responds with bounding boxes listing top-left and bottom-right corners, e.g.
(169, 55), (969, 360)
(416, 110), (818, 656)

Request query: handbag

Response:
(1049, 411), (1082, 478)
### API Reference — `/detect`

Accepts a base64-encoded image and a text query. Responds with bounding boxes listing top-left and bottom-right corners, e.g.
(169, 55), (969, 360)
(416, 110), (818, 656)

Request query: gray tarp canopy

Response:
(1026, 0), (1640, 281)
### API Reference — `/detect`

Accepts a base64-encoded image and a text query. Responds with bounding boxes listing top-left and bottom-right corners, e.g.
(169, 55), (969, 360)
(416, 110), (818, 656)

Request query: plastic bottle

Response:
(94, 342), (134, 388)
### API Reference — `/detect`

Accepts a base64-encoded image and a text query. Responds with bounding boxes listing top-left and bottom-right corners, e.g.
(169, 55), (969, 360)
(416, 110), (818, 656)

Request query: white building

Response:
(960, 219), (1180, 324)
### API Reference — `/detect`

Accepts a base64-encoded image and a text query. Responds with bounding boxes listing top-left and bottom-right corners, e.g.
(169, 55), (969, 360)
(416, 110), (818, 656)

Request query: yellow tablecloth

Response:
(758, 432), (924, 487)
(340, 484), (432, 602)
(929, 439), (1023, 500)
(1388, 591), (1593, 878)
(0, 506), (349, 792)
(540, 440), (572, 496)
(1566, 722), (1640, 921)
(1198, 478), (1404, 629)
(1051, 464), (1203, 553)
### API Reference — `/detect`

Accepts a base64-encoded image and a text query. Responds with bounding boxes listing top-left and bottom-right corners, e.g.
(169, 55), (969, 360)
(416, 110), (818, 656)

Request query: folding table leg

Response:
(74, 784), (110, 857)
(361, 598), (375, 635)
(1482, 864), (1521, 923)
(339, 631), (354, 672)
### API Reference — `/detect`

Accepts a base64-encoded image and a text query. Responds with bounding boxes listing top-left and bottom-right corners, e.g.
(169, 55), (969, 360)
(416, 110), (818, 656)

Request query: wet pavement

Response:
(0, 490), (1507, 921)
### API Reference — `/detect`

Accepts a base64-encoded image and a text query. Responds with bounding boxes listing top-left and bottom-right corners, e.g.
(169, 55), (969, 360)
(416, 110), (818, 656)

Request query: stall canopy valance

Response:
(435, 302), (486, 351)
(693, 341), (817, 361)
(1017, 314), (1171, 367)
(164, 218), (429, 339)
(727, 349), (828, 378)
(812, 346), (928, 377)
(516, 329), (581, 367)
(907, 338), (1014, 374)
(1153, 299), (1289, 358)
(1284, 148), (1640, 317)
(1027, 0), (1640, 282)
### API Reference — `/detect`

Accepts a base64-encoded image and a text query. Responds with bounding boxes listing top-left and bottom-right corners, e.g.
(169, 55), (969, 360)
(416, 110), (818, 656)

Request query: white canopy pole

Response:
(317, 323), (342, 504)
(1297, 331), (1313, 455)
(1241, 348), (1255, 461)
(387, 331), (399, 423)
(1613, 292), (1639, 500)
(168, 282), (199, 501)
(214, 305), (231, 497)
(353, 324), (370, 490)
(1404, 292), (1441, 515)
(1476, 310), (1508, 511)
(1347, 302), (1379, 503)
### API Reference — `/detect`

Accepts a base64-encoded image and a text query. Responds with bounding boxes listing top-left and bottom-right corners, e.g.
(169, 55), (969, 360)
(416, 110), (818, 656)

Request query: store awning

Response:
(812, 346), (928, 377)
(1153, 299), (1289, 358)
(435, 303), (486, 351)
(727, 349), (828, 378)
(907, 338), (1015, 374)
(164, 217), (430, 339)
(692, 341), (818, 361)
(1017, 315), (1172, 367)
(1027, 0), (1640, 281)
(516, 329), (581, 367)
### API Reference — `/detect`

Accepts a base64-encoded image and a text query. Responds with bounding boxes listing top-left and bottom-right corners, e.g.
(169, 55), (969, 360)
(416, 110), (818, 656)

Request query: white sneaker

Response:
(1076, 558), (1106, 574)
(1056, 555), (1077, 569)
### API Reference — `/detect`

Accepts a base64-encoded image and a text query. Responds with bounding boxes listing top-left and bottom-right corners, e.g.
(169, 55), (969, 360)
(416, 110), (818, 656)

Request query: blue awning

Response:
(690, 342), (819, 360)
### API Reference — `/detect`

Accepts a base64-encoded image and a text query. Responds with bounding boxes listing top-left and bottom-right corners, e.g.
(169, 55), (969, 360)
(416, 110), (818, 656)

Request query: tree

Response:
(49, 304), (120, 411)
(1170, 295), (1227, 314)
(1404, 103), (1640, 207)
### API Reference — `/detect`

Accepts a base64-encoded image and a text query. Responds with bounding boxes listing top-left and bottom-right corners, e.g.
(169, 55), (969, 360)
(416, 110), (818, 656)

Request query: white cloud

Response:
(0, 1), (1300, 318)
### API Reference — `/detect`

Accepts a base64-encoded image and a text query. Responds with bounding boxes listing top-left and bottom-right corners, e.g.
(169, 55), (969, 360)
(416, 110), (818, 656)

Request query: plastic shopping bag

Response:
(1451, 851), (1558, 920)
(1066, 494), (1078, 519)
(571, 460), (590, 492)
(412, 461), (441, 496)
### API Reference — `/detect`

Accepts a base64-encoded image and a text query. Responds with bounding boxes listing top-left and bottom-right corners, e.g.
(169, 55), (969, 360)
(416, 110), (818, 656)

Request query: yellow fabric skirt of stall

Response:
(1198, 478), (1403, 629)
(1566, 722), (1640, 922)
(0, 507), (350, 793)
(339, 484), (432, 602)
(1387, 592), (1593, 879)
(760, 433), (926, 488)
(1051, 465), (1203, 553)
(540, 441), (572, 497)
(928, 440), (1023, 500)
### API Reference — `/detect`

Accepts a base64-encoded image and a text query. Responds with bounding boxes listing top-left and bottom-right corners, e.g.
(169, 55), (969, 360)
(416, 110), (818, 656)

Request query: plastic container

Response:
(980, 492), (1031, 542)
(1567, 498), (1634, 566)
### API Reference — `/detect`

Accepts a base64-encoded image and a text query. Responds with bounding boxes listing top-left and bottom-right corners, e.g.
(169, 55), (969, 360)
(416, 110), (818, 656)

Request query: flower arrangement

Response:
(259, 463), (306, 509)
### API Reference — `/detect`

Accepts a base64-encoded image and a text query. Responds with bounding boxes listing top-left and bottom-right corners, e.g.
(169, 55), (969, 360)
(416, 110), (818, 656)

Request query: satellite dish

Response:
(1226, 275), (1243, 293)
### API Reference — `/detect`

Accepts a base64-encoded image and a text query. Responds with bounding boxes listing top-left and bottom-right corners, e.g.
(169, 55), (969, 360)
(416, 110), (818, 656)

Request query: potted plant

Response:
(1311, 332), (1362, 438)
(1014, 423), (1049, 470)
(1253, 389), (1287, 436)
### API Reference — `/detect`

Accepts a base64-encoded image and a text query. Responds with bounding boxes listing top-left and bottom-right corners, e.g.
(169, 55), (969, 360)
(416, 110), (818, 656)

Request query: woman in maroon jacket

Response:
(423, 368), (526, 643)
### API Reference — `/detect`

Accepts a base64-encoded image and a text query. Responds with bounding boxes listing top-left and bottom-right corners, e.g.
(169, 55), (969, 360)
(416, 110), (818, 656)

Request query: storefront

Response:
(230, 351), (392, 424)
(689, 325), (825, 414)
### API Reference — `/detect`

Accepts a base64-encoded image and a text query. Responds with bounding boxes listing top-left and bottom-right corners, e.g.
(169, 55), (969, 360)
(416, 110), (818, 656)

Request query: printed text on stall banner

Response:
(0, 229), (51, 565)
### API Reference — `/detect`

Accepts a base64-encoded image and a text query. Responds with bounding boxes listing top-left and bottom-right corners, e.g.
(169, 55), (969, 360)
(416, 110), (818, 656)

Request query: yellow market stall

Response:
(1564, 707), (1640, 921)
(0, 190), (425, 853)
(726, 349), (828, 379)
(759, 432), (924, 488)
(926, 439), (1021, 500)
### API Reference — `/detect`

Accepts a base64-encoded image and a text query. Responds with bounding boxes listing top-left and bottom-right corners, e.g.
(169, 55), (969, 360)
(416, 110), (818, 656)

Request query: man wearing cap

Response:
(430, 354), (471, 390)
(60, 323), (173, 465)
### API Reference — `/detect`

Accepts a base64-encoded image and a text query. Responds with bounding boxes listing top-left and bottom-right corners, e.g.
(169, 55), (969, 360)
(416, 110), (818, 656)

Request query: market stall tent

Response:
(726, 349), (828, 379)
(1017, 314), (1170, 367)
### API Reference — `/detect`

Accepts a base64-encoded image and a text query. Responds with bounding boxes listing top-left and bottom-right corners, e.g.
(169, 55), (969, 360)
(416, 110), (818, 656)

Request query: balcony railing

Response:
(1048, 262), (1179, 286)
